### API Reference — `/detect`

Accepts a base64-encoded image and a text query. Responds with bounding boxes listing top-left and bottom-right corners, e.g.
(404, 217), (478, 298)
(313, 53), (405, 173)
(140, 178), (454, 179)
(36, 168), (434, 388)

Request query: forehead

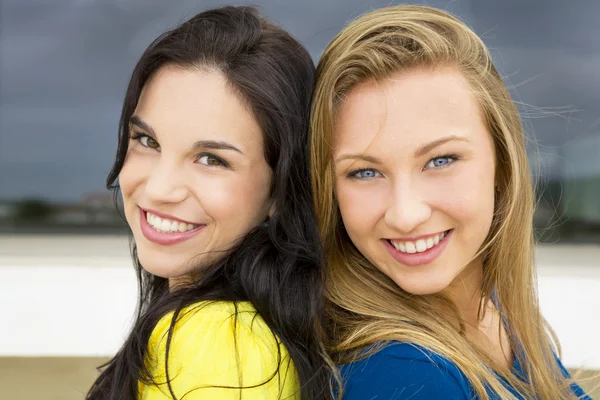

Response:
(135, 65), (263, 151)
(334, 67), (487, 153)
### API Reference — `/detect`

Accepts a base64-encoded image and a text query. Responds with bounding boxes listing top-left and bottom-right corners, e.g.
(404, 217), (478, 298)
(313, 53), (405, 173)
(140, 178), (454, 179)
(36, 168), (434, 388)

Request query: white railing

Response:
(0, 235), (598, 370)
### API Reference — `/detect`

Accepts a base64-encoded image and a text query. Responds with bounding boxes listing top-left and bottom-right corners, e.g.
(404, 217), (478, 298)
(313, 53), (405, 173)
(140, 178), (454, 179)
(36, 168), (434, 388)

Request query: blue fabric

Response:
(339, 342), (591, 399)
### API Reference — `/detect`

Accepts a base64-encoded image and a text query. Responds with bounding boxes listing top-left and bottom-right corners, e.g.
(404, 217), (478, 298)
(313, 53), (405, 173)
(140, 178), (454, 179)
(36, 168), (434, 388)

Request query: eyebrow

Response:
(414, 135), (471, 158)
(130, 115), (155, 136)
(335, 135), (471, 163)
(335, 153), (383, 164)
(129, 114), (244, 155)
(192, 140), (243, 155)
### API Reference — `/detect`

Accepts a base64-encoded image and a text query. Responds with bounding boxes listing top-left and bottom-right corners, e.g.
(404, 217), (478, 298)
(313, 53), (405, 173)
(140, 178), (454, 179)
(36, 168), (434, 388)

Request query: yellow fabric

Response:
(138, 301), (300, 399)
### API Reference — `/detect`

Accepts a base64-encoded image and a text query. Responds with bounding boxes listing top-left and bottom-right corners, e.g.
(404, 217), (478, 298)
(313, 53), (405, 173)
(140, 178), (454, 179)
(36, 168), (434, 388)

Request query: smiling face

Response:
(333, 66), (497, 296)
(118, 65), (273, 280)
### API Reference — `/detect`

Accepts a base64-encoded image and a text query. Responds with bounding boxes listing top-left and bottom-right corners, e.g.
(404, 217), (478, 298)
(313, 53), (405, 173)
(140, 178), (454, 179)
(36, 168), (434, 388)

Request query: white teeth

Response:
(145, 212), (199, 233)
(151, 216), (163, 230)
(426, 238), (434, 249)
(390, 230), (449, 254)
(178, 222), (187, 232)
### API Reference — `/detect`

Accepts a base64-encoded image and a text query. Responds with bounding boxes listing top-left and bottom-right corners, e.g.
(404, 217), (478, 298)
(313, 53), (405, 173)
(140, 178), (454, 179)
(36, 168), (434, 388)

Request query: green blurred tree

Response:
(13, 198), (55, 221)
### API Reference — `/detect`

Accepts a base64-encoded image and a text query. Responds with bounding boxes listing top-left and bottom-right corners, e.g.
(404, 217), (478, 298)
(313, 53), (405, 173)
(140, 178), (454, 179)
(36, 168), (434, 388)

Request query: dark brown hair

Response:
(87, 6), (331, 399)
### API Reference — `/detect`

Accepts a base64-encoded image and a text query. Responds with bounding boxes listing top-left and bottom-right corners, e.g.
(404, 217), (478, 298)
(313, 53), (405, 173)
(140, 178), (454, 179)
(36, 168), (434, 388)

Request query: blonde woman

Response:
(310, 5), (591, 400)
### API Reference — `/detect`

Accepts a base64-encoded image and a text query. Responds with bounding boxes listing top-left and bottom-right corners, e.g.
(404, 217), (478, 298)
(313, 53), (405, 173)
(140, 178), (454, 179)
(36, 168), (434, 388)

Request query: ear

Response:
(267, 200), (276, 219)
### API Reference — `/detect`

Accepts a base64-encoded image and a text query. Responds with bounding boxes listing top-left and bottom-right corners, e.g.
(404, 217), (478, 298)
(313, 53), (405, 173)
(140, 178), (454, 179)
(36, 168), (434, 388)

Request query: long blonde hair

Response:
(310, 5), (576, 399)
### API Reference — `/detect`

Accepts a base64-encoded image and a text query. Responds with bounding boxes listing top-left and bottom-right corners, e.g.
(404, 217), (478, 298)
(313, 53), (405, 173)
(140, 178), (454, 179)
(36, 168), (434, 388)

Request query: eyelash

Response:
(424, 153), (459, 170)
(346, 153), (459, 180)
(347, 168), (382, 180)
(129, 131), (158, 150)
(129, 131), (230, 168)
(196, 153), (230, 168)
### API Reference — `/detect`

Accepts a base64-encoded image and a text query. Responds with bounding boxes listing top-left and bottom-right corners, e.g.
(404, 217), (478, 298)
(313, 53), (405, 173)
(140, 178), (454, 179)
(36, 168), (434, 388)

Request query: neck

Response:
(443, 257), (485, 326)
(442, 258), (513, 370)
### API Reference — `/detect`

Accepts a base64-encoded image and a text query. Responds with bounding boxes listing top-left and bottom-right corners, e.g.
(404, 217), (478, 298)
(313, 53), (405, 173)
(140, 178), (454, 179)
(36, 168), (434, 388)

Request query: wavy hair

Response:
(87, 6), (332, 399)
(310, 5), (574, 399)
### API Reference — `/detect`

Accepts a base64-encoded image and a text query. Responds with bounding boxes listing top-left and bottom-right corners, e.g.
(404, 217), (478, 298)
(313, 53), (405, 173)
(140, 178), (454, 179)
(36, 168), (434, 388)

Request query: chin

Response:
(393, 276), (451, 296)
(135, 250), (185, 278)
(138, 262), (174, 278)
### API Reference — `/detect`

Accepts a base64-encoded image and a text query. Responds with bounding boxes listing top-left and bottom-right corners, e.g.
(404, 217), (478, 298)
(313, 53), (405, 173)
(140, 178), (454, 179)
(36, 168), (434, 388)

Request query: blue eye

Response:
(349, 168), (381, 179)
(425, 155), (457, 169)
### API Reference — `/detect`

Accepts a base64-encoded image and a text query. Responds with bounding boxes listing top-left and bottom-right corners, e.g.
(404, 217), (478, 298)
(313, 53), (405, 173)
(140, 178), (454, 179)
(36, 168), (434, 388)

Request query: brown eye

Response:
(197, 154), (227, 167)
(140, 135), (160, 149)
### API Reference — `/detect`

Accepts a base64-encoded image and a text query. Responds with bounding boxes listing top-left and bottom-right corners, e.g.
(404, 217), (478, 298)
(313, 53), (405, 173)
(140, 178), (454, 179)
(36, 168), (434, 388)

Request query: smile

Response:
(384, 229), (453, 267)
(145, 211), (200, 233)
(389, 230), (448, 254)
(139, 208), (205, 245)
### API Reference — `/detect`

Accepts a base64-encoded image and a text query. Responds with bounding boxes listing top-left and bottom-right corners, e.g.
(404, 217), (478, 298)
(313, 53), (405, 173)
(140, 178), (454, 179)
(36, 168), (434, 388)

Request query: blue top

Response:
(340, 342), (591, 399)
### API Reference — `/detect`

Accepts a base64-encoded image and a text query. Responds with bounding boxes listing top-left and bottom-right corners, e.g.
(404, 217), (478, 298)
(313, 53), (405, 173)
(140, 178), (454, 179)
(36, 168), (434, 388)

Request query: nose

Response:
(384, 179), (432, 233)
(144, 159), (188, 204)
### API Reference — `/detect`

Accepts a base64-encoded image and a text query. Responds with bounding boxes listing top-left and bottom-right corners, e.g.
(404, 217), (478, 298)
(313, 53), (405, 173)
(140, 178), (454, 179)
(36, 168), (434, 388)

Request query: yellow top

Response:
(138, 301), (300, 399)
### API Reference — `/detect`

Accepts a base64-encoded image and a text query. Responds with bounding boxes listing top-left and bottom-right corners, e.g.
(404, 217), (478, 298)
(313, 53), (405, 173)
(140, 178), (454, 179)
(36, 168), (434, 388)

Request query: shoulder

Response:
(340, 342), (472, 400)
(142, 301), (298, 399)
(150, 300), (273, 346)
(553, 356), (593, 399)
(148, 301), (284, 366)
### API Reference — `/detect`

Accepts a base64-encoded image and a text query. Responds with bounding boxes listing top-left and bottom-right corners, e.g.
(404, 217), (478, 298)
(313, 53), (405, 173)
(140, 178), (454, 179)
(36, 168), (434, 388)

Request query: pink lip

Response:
(383, 229), (452, 267)
(388, 230), (447, 242)
(139, 207), (205, 246)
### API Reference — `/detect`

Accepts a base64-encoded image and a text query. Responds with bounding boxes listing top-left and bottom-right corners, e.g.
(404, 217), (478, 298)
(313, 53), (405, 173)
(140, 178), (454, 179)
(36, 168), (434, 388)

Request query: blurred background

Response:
(0, 0), (598, 398)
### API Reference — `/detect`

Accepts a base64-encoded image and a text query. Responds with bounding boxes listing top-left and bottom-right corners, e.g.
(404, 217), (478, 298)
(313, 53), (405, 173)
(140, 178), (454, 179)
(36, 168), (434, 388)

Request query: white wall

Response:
(0, 236), (598, 370)
(1, 263), (136, 357)
(537, 266), (600, 369)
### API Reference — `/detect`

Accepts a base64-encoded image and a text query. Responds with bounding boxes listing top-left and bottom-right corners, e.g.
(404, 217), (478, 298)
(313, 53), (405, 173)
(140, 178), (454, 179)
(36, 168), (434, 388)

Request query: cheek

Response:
(336, 180), (386, 238)
(193, 171), (271, 223)
(117, 155), (149, 226)
(118, 153), (147, 200)
(430, 164), (495, 235)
